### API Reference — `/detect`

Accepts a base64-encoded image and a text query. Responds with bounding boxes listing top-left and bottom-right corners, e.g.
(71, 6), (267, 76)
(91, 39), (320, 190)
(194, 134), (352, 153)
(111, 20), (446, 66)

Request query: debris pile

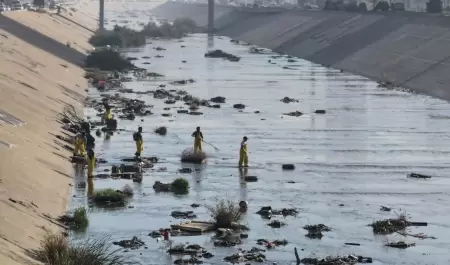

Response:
(301, 255), (372, 265)
(385, 241), (415, 249)
(154, 126), (167, 135)
(256, 206), (298, 218)
(181, 148), (207, 163)
(168, 244), (214, 262)
(224, 247), (266, 263)
(256, 239), (288, 249)
(171, 210), (197, 219)
(112, 236), (145, 249)
(303, 224), (331, 239)
(281, 97), (299, 103)
(213, 228), (243, 247)
(205, 50), (241, 62)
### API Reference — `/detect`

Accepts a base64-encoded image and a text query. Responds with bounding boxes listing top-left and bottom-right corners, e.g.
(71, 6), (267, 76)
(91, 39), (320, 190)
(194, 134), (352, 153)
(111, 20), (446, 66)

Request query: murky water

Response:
(71, 7), (450, 265)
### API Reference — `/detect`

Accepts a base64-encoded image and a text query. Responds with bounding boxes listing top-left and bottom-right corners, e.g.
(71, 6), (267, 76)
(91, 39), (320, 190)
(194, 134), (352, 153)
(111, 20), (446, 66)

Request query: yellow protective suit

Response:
(194, 135), (202, 152)
(73, 135), (86, 156)
(87, 178), (94, 197)
(135, 140), (143, 156)
(87, 154), (95, 178)
(238, 141), (248, 167)
(106, 109), (112, 120)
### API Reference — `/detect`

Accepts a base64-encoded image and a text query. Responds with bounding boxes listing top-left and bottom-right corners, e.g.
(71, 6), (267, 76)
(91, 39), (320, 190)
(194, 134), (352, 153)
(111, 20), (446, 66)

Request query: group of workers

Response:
(133, 126), (249, 167)
(72, 120), (249, 179)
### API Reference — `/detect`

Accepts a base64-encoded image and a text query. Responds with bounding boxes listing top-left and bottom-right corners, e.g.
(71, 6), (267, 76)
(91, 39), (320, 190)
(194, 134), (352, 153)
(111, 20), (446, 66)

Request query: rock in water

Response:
(180, 148), (206, 164)
(155, 126), (167, 135)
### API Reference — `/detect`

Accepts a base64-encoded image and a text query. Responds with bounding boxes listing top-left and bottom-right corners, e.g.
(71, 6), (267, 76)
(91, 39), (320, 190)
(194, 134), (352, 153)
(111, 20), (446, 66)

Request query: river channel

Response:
(69, 3), (450, 265)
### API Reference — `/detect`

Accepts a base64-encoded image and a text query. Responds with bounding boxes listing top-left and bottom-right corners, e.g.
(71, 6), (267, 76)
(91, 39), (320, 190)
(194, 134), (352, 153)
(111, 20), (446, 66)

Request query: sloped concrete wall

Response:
(152, 2), (450, 101)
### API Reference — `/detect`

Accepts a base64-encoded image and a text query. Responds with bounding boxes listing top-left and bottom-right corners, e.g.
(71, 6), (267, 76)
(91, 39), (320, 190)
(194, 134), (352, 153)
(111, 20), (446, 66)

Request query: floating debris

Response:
(301, 255), (372, 265)
(256, 206), (298, 218)
(267, 220), (286, 228)
(224, 247), (266, 263)
(385, 241), (415, 249)
(171, 211), (197, 219)
(314, 109), (326, 114)
(205, 50), (241, 62)
(380, 206), (392, 212)
(283, 111), (302, 117)
(304, 224), (331, 239)
(179, 168), (193, 173)
(154, 126), (167, 135)
(282, 164), (295, 170)
(256, 239), (288, 249)
(280, 97), (298, 103)
(233, 104), (246, 109)
(408, 173), (432, 179)
(210, 96), (226, 103)
(113, 236), (145, 250)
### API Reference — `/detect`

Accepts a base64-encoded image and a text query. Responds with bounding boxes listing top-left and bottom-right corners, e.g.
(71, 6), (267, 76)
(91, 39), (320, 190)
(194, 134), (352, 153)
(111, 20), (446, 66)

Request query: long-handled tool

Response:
(202, 140), (219, 151)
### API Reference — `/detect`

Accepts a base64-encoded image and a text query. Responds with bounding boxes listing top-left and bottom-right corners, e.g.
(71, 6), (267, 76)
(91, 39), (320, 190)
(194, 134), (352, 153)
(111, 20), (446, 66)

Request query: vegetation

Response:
(85, 50), (135, 71)
(370, 214), (408, 234)
(88, 18), (198, 49)
(57, 207), (88, 229)
(427, 0), (443, 13)
(170, 178), (189, 194)
(206, 199), (242, 228)
(31, 234), (131, 265)
(92, 188), (126, 205)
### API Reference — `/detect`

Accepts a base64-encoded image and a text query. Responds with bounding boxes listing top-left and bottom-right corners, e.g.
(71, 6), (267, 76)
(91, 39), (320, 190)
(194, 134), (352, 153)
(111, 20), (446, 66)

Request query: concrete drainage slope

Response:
(152, 2), (450, 101)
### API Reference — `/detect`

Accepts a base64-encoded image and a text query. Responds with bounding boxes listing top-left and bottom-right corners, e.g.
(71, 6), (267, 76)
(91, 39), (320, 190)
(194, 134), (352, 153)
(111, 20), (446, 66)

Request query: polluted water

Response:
(69, 6), (450, 265)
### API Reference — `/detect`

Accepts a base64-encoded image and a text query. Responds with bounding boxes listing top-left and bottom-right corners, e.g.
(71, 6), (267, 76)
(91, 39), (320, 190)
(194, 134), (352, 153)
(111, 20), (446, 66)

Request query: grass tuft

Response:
(170, 178), (189, 195)
(206, 199), (242, 228)
(31, 233), (131, 265)
(92, 188), (126, 206)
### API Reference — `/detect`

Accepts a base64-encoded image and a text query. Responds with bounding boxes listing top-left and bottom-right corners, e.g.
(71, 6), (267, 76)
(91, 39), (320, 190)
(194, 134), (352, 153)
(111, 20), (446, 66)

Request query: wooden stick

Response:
(294, 247), (300, 264)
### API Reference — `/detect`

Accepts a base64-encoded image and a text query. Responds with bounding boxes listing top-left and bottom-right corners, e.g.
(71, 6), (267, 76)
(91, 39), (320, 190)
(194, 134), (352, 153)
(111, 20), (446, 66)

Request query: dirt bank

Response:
(0, 4), (96, 265)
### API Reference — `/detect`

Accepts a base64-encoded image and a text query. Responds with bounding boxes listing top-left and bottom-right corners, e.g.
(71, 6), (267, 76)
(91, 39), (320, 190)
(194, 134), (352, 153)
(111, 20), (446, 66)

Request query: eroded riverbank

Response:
(67, 31), (450, 265)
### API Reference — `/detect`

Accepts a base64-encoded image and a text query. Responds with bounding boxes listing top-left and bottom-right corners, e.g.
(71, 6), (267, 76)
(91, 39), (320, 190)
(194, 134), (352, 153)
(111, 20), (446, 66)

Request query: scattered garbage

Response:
(370, 215), (426, 234)
(210, 96), (226, 103)
(267, 220), (286, 228)
(256, 206), (298, 218)
(304, 224), (331, 239)
(282, 164), (295, 170)
(256, 239), (288, 249)
(314, 109), (326, 114)
(233, 104), (246, 109)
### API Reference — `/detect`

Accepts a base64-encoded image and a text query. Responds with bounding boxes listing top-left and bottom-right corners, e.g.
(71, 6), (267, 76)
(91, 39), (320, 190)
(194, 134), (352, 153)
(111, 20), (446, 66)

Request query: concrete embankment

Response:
(152, 2), (450, 101)
(0, 6), (96, 265)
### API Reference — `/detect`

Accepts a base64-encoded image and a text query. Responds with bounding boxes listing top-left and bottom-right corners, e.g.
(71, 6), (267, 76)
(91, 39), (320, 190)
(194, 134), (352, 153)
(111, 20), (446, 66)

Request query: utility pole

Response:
(99, 0), (105, 31)
(208, 0), (214, 35)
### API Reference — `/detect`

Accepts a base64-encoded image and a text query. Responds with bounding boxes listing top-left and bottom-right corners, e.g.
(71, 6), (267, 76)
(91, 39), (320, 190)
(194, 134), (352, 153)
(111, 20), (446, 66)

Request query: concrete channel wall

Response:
(152, 2), (450, 101)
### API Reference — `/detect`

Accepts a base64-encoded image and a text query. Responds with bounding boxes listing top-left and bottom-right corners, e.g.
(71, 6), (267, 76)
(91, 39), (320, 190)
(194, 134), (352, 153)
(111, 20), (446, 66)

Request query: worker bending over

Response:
(133, 126), (143, 158)
(238, 136), (248, 167)
(73, 133), (87, 156)
(86, 148), (96, 178)
(192, 126), (203, 152)
(103, 101), (112, 121)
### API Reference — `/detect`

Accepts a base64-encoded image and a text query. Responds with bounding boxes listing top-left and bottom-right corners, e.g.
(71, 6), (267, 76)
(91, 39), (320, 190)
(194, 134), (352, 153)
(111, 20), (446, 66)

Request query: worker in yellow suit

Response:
(238, 136), (248, 167)
(86, 148), (96, 179)
(103, 102), (112, 120)
(73, 133), (86, 156)
(133, 126), (143, 158)
(191, 126), (203, 152)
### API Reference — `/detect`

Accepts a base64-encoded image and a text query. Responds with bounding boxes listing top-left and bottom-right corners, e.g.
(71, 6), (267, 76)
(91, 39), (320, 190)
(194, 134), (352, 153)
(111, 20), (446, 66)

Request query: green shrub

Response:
(206, 199), (242, 228)
(72, 207), (89, 229)
(92, 188), (126, 205)
(31, 234), (131, 265)
(85, 50), (135, 71)
(171, 178), (189, 194)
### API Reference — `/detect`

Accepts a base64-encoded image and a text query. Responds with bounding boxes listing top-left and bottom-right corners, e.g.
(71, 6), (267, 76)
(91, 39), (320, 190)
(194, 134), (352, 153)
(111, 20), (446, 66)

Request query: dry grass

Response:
(31, 234), (131, 265)
(206, 199), (242, 228)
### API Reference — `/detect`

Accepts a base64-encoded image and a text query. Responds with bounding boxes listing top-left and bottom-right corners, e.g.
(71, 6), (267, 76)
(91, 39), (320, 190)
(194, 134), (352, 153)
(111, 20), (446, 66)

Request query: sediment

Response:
(151, 2), (450, 101)
(0, 3), (96, 265)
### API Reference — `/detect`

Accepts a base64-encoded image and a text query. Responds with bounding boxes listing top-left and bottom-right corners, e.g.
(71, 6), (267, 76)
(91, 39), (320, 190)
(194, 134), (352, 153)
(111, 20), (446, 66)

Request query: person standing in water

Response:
(86, 148), (96, 179)
(238, 136), (248, 167)
(73, 132), (87, 156)
(191, 126), (203, 153)
(103, 101), (112, 121)
(133, 126), (143, 158)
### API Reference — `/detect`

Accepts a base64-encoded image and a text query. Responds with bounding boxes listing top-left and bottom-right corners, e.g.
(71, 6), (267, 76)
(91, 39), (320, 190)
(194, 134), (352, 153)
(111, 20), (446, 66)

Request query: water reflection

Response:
(238, 167), (248, 202)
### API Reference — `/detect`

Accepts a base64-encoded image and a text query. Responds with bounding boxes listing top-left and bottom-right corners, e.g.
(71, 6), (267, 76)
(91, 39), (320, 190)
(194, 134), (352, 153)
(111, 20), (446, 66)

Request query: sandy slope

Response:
(0, 3), (96, 265)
